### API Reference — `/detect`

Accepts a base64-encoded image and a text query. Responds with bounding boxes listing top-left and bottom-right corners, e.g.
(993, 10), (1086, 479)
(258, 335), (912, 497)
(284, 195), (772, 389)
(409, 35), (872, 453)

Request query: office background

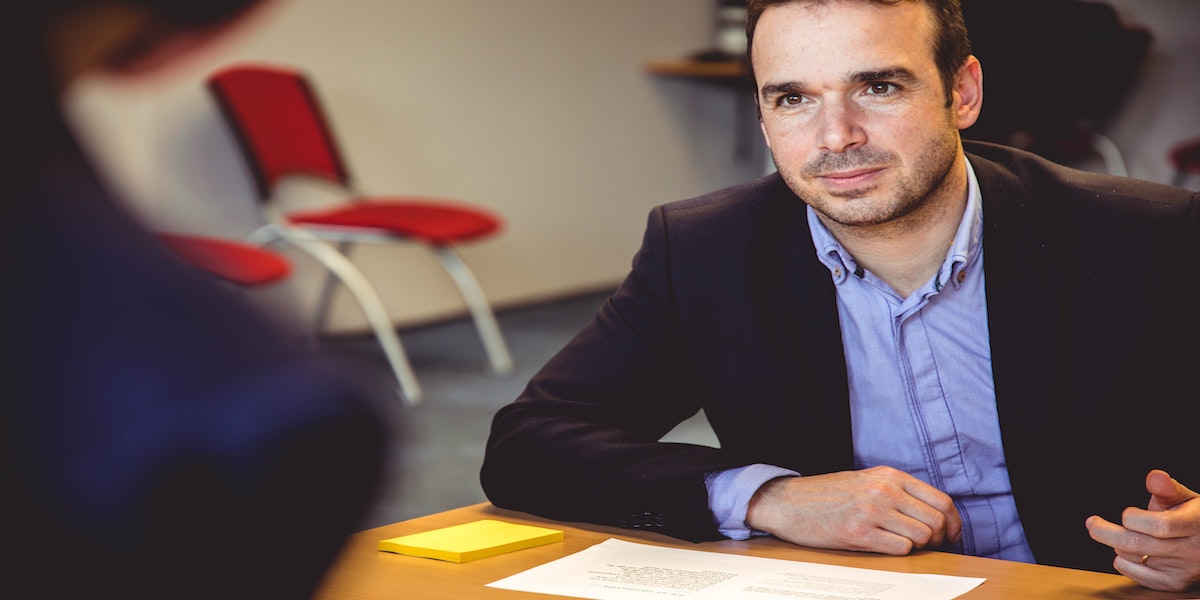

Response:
(58, 0), (1200, 525)
(65, 0), (1199, 334)
(64, 0), (768, 335)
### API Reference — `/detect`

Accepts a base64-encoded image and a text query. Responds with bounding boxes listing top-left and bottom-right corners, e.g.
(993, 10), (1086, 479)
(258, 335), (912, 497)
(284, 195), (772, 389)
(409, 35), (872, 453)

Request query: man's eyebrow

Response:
(759, 81), (805, 101)
(849, 67), (918, 85)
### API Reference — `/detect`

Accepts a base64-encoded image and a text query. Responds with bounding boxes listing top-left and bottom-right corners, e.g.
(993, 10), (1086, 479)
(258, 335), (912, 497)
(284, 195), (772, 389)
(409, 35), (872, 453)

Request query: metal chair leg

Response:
(312, 240), (352, 335)
(251, 225), (424, 406)
(1090, 132), (1128, 177)
(433, 246), (514, 375)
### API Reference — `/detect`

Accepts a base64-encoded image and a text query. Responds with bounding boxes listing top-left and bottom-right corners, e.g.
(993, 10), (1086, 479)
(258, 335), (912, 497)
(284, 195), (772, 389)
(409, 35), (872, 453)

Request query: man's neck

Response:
(820, 162), (969, 299)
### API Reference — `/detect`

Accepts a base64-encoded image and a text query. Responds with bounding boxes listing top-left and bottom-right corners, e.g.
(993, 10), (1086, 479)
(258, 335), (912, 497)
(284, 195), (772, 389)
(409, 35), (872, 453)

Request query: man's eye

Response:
(781, 94), (803, 106)
(867, 82), (897, 95)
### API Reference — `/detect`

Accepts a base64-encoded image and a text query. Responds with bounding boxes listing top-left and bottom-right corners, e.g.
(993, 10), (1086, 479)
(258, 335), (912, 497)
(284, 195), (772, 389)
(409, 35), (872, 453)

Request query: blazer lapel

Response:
(764, 177), (856, 474)
(970, 152), (1061, 480)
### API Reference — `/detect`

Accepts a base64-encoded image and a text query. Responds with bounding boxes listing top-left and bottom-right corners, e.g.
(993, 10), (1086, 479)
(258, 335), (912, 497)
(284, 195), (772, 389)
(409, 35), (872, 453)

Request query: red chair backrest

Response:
(208, 64), (351, 199)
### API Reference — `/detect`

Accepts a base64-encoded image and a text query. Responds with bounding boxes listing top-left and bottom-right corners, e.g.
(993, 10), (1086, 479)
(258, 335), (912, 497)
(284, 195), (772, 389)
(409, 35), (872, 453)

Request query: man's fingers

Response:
(1089, 514), (1159, 557)
(749, 468), (964, 555)
(1088, 475), (1200, 593)
(832, 501), (938, 554)
(1122, 504), (1200, 540)
(855, 526), (920, 556)
(853, 473), (959, 549)
(1113, 554), (1198, 594)
(889, 497), (950, 547)
(1086, 515), (1120, 548)
(902, 478), (962, 543)
(1147, 469), (1200, 512)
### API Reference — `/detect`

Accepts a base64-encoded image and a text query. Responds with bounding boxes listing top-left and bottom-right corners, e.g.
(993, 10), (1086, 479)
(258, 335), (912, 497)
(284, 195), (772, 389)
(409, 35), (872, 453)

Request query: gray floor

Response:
(324, 289), (718, 529)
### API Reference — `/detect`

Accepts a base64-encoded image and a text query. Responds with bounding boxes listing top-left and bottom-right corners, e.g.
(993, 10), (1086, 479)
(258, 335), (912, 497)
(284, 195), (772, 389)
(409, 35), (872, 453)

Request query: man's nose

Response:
(816, 98), (867, 153)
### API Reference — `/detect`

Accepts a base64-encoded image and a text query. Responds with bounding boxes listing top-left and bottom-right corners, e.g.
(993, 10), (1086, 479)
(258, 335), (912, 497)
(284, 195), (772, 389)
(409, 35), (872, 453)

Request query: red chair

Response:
(1169, 137), (1200, 189)
(206, 63), (512, 406)
(158, 232), (290, 286)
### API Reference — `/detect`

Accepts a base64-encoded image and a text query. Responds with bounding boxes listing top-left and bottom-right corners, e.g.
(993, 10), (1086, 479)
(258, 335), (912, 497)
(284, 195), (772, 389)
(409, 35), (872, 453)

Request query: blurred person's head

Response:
(6, 0), (271, 100)
(2, 0), (275, 165)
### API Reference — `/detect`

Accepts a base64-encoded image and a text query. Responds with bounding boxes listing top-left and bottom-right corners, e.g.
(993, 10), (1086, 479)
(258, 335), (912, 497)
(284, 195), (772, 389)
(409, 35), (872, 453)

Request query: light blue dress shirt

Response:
(706, 160), (1036, 562)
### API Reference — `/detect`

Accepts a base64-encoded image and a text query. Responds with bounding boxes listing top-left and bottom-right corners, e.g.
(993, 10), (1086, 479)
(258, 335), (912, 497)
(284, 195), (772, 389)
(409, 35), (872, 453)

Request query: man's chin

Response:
(825, 186), (878, 200)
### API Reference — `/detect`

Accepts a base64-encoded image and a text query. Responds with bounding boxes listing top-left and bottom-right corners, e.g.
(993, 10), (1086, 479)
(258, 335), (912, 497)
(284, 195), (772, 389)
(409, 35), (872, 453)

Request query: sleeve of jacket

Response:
(480, 204), (756, 543)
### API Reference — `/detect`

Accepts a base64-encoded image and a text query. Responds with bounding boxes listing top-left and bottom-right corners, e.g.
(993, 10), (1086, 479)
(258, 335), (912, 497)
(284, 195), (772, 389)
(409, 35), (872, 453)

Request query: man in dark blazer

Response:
(1, 1), (391, 598)
(481, 0), (1200, 593)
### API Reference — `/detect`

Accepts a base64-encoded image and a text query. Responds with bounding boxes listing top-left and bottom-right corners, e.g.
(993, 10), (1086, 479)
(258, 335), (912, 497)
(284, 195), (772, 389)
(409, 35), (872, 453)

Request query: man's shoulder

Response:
(964, 140), (1103, 193)
(657, 172), (798, 225)
(964, 140), (1194, 208)
(635, 172), (811, 264)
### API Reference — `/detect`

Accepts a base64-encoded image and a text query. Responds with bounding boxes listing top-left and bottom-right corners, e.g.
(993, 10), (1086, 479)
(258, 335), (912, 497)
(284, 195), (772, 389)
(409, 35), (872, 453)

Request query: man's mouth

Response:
(815, 166), (886, 186)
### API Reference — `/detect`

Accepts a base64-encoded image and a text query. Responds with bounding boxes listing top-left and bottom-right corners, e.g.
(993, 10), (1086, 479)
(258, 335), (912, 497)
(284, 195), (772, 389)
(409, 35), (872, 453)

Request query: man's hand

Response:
(745, 465), (961, 555)
(1086, 469), (1200, 592)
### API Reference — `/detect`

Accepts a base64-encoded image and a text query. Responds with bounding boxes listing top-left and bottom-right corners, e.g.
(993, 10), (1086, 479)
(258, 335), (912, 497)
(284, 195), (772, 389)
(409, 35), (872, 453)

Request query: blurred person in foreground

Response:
(0, 1), (390, 598)
(481, 0), (1200, 592)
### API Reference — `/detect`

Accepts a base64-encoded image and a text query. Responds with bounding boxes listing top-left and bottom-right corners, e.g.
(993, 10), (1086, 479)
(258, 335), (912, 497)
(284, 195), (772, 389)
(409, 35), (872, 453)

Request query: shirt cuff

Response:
(705, 464), (800, 540)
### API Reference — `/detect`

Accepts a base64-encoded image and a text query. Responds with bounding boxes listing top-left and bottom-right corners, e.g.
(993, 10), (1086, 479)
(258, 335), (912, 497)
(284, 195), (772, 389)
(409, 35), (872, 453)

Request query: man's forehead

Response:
(754, 1), (935, 44)
(752, 1), (937, 78)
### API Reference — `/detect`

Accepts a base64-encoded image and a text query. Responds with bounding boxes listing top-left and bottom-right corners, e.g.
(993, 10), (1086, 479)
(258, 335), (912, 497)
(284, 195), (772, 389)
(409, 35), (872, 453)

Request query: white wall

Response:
(62, 0), (1199, 334)
(65, 0), (767, 332)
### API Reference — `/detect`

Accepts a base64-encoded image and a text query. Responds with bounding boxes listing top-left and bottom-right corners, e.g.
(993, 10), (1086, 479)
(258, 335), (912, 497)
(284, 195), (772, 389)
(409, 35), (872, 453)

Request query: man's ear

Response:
(952, 55), (983, 131)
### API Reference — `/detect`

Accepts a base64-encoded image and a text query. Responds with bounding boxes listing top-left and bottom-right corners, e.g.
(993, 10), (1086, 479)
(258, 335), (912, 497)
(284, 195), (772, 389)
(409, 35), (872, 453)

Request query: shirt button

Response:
(957, 270), (967, 283)
(833, 267), (842, 278)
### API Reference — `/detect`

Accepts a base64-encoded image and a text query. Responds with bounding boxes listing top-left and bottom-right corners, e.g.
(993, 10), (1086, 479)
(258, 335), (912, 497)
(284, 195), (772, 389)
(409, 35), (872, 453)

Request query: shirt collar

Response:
(809, 157), (984, 291)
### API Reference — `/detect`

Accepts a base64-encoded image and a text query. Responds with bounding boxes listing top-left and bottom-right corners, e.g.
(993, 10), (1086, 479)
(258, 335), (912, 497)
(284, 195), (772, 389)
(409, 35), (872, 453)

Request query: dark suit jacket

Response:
(482, 141), (1200, 573)
(1, 100), (391, 598)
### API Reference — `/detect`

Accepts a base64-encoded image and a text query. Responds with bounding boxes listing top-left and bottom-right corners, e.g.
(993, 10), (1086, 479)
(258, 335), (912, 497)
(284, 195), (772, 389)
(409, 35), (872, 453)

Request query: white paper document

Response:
(488, 538), (984, 600)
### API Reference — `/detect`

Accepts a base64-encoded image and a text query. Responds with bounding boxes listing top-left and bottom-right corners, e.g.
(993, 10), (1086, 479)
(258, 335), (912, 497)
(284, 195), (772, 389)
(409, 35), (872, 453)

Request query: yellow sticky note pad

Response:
(378, 519), (564, 563)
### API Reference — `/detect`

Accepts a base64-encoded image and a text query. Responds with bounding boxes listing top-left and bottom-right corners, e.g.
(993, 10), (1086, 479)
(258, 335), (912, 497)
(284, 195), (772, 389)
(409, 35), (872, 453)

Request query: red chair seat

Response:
(158, 233), (290, 286)
(1170, 138), (1200, 176)
(287, 199), (502, 244)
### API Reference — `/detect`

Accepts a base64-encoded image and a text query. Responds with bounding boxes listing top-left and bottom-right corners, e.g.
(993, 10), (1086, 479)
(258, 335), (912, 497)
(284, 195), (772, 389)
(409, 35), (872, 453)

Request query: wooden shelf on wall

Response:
(644, 56), (760, 163)
(644, 58), (748, 82)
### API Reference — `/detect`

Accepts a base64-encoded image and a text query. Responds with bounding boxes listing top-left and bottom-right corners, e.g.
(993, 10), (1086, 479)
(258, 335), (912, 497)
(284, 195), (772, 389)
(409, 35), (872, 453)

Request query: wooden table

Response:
(313, 503), (1195, 599)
